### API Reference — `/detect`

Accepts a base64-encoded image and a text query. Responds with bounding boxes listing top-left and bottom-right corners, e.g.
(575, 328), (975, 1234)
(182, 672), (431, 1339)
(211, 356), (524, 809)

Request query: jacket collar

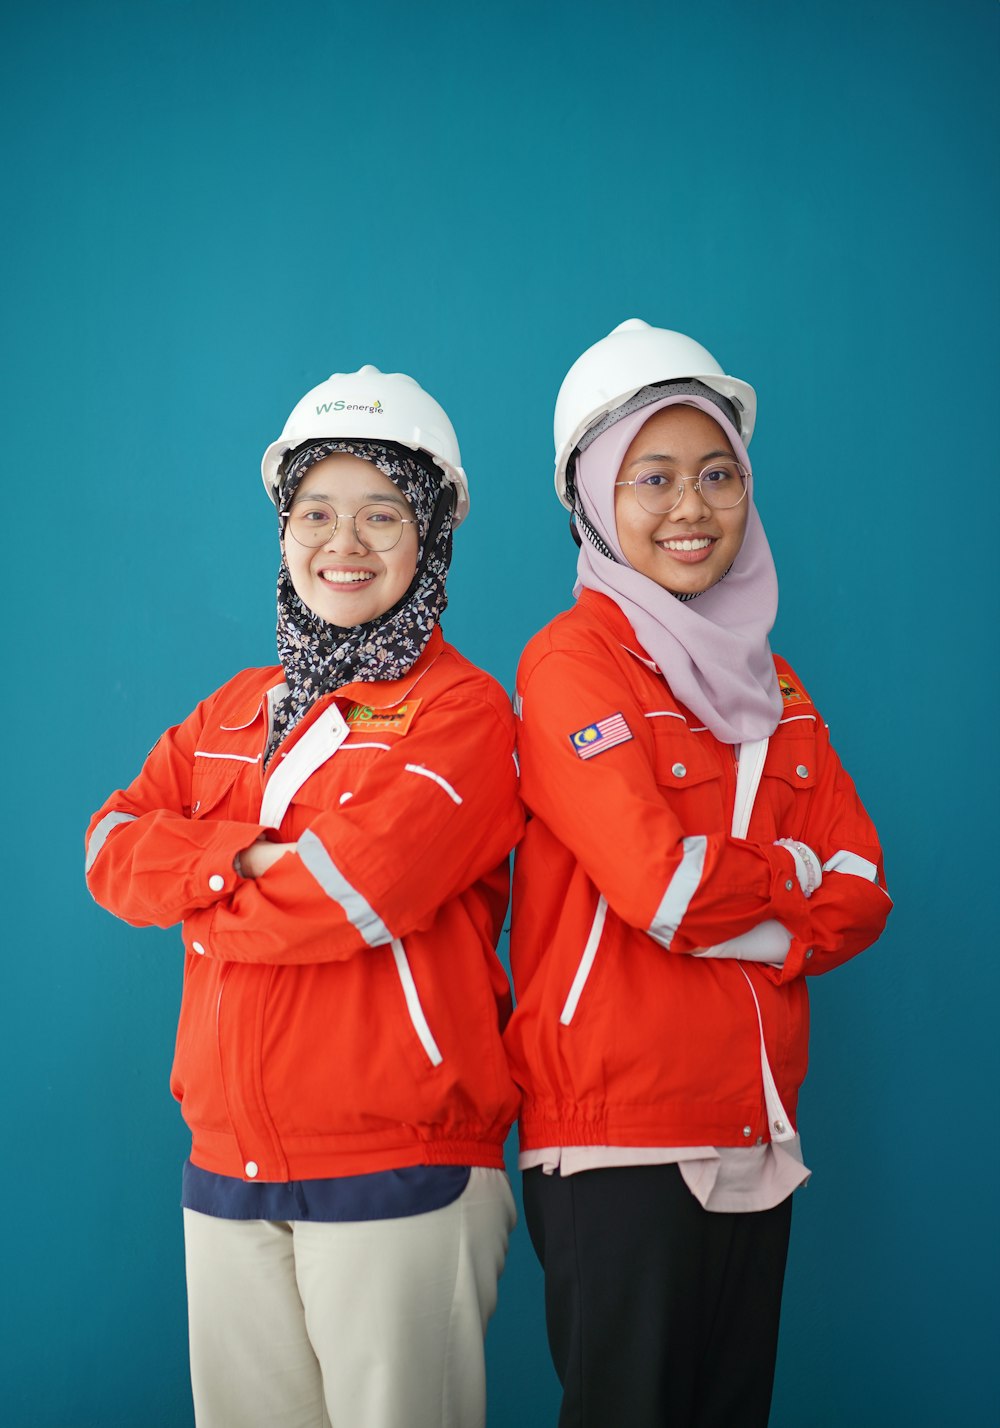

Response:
(219, 625), (446, 730)
(576, 589), (659, 672)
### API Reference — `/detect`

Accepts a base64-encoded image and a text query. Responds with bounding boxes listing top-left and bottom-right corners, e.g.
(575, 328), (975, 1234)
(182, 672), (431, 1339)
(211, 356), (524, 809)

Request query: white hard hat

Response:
(553, 319), (757, 510)
(261, 365), (470, 525)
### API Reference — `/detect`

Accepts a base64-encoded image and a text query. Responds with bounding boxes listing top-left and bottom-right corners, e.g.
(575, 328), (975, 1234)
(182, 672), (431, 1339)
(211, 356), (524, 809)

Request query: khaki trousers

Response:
(184, 1167), (516, 1428)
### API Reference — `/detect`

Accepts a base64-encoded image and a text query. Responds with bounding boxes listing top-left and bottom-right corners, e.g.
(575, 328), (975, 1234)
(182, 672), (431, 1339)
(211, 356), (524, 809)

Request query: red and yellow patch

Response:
(778, 675), (808, 707)
(344, 698), (421, 736)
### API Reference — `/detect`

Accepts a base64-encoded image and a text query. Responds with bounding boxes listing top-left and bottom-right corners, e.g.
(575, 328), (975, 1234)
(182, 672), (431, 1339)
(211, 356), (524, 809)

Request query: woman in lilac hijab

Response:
(505, 321), (891, 1427)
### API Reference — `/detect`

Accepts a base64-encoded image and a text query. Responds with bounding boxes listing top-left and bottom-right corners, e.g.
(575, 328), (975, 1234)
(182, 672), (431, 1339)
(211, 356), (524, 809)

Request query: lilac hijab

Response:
(573, 394), (783, 744)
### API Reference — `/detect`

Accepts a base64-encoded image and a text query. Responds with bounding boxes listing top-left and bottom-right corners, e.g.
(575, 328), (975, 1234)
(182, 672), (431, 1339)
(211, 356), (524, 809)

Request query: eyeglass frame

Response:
(282, 500), (418, 552)
(614, 460), (749, 515)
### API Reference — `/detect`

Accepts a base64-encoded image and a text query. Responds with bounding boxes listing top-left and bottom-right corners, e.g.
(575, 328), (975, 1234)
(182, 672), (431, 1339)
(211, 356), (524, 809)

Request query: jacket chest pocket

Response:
(287, 741), (389, 827)
(191, 756), (259, 820)
(758, 736), (817, 841)
(649, 722), (727, 829)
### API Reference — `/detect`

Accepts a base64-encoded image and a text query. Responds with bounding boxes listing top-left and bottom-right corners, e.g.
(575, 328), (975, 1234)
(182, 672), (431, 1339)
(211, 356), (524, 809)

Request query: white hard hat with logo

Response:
(553, 319), (757, 511)
(261, 365), (470, 525)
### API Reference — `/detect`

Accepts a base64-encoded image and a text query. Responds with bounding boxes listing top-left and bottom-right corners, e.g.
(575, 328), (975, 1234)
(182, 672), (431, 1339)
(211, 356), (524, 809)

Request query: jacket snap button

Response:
(208, 874), (225, 892)
(795, 765), (809, 778)
(192, 941), (206, 955)
(742, 1126), (752, 1138)
(245, 1161), (259, 1178)
(805, 948), (814, 960)
(774, 1120), (786, 1134)
(785, 880), (794, 892)
(671, 762), (687, 778)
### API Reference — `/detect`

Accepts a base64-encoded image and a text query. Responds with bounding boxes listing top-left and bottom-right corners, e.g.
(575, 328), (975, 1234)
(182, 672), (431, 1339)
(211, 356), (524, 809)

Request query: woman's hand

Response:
(237, 838), (298, 879)
(774, 839), (823, 898)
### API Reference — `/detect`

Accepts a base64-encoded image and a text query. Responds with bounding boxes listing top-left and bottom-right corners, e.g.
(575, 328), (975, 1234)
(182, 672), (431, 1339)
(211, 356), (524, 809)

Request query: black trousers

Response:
(523, 1163), (792, 1428)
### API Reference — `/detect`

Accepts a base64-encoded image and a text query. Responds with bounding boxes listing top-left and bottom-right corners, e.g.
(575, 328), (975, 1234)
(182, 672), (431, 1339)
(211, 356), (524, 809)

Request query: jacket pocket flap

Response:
(191, 755), (255, 817)
(650, 724), (721, 788)
(764, 740), (818, 789)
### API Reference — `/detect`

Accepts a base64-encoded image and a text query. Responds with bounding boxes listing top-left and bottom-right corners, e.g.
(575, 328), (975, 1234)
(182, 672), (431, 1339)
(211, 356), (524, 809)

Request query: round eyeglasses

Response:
(284, 500), (417, 552)
(615, 460), (749, 515)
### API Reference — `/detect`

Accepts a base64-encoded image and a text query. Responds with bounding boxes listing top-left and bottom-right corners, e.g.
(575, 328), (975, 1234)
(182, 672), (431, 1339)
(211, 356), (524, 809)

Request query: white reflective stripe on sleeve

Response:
(297, 829), (392, 947)
(822, 849), (878, 882)
(404, 763), (463, 805)
(560, 895), (608, 1025)
(390, 939), (443, 1066)
(85, 811), (138, 873)
(738, 965), (797, 1142)
(648, 836), (707, 947)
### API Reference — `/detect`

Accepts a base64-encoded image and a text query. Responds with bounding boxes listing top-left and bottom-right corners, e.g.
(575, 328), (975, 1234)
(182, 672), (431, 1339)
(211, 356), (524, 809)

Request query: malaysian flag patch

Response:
(569, 713), (633, 759)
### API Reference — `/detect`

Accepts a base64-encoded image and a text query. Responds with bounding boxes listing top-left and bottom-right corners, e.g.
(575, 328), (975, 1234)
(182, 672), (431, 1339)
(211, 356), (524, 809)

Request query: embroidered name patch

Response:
(570, 713), (633, 759)
(345, 699), (421, 736)
(778, 676), (808, 707)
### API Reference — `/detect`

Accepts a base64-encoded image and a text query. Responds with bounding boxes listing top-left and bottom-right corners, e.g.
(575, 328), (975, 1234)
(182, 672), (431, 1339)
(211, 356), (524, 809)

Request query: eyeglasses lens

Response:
(635, 464), (747, 514)
(287, 503), (405, 551)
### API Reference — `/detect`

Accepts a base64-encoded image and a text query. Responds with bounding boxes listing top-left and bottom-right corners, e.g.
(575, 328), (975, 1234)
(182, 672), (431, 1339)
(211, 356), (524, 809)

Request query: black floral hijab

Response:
(266, 438), (454, 763)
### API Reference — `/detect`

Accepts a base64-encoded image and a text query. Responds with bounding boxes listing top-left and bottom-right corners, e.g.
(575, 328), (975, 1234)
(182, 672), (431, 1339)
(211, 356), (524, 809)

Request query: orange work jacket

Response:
(505, 591), (891, 1152)
(86, 628), (523, 1182)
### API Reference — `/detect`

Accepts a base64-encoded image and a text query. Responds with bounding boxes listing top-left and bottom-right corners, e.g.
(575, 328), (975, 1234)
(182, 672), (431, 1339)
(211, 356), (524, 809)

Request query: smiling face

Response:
(613, 404), (749, 596)
(282, 453), (420, 627)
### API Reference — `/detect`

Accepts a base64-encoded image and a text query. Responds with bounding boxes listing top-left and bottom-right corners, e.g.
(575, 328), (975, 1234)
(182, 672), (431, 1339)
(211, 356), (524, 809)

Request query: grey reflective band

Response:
(298, 830), (393, 947)
(648, 835), (707, 947)
(85, 811), (138, 873)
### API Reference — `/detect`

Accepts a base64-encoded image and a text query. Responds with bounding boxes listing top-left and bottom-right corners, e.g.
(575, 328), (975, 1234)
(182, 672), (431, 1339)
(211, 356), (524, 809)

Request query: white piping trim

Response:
(738, 965), (797, 1142)
(560, 896), (608, 1025)
(619, 643), (658, 670)
(822, 849), (878, 882)
(404, 763), (463, 805)
(341, 741), (391, 752)
(194, 750), (261, 765)
(649, 836), (707, 947)
(778, 714), (817, 726)
(219, 681), (287, 731)
(85, 811), (137, 873)
(644, 710), (687, 723)
(390, 939), (443, 1066)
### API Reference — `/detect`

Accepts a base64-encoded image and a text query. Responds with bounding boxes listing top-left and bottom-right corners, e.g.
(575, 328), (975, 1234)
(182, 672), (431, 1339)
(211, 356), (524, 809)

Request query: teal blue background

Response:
(3, 1), (997, 1423)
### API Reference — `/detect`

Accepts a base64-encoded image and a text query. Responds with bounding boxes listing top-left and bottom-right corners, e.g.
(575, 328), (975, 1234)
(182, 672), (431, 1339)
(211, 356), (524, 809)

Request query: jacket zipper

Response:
(736, 964), (796, 1142)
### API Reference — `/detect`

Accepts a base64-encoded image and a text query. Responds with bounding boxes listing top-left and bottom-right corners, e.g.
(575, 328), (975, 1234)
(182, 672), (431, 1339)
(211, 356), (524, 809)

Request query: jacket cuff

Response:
(190, 822), (265, 908)
(765, 845), (812, 934)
